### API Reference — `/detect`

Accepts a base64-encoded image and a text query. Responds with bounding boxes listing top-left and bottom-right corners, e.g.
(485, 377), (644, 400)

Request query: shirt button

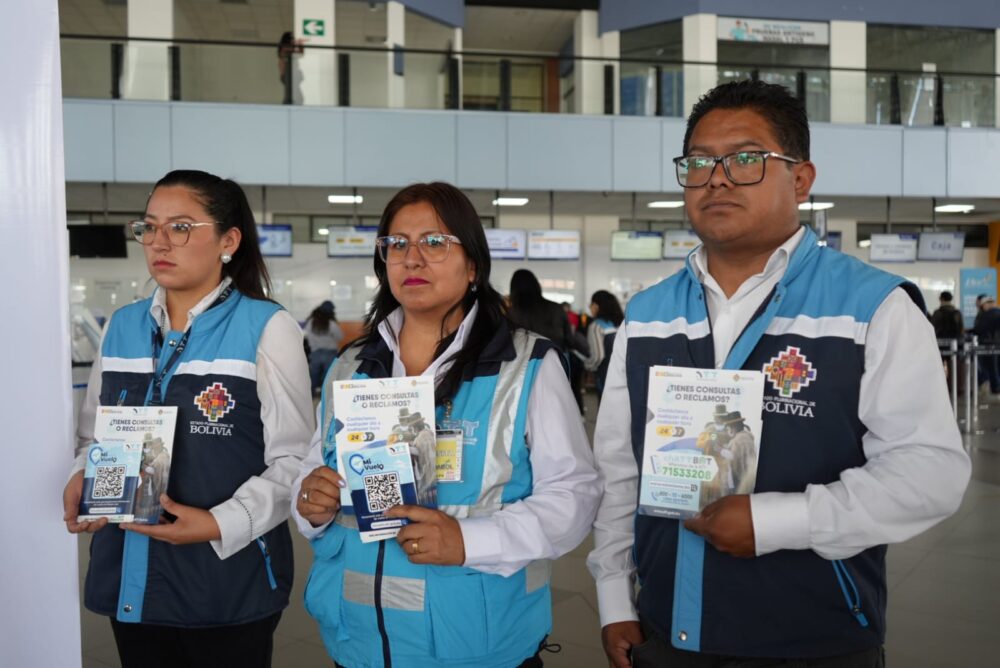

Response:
(123, 604), (133, 613)
(678, 631), (688, 642)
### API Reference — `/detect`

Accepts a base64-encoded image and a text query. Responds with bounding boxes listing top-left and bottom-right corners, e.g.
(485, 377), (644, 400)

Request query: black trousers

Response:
(109, 612), (281, 668)
(631, 622), (884, 668)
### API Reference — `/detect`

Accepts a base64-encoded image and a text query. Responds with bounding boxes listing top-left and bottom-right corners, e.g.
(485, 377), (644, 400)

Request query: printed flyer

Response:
(332, 376), (436, 542)
(78, 405), (178, 523)
(640, 366), (764, 519)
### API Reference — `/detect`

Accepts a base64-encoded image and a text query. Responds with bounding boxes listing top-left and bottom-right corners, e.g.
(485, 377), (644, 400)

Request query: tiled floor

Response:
(80, 390), (1000, 667)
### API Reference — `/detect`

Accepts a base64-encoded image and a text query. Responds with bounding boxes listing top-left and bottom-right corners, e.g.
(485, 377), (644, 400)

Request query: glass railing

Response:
(59, 34), (998, 128)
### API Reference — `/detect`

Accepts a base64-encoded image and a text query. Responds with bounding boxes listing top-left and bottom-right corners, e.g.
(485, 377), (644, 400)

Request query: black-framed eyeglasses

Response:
(128, 220), (217, 246)
(673, 150), (801, 188)
(374, 233), (462, 264)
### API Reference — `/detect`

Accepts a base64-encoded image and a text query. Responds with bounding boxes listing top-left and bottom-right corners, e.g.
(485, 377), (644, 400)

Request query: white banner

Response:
(0, 2), (82, 667)
(718, 17), (830, 46)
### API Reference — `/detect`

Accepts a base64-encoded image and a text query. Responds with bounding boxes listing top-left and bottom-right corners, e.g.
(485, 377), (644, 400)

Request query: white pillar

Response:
(295, 0), (337, 106)
(387, 1), (406, 108)
(574, 10), (619, 115)
(453, 27), (464, 109)
(830, 21), (867, 124)
(995, 29), (1000, 128)
(125, 0), (174, 100)
(1, 2), (81, 667)
(682, 13), (717, 116)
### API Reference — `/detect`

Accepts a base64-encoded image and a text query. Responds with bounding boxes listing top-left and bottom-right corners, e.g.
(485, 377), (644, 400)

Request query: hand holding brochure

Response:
(78, 406), (177, 524)
(331, 376), (436, 542)
(640, 366), (764, 519)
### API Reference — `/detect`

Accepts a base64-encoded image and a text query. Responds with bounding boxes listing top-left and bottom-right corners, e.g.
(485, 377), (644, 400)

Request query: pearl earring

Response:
(221, 253), (232, 264)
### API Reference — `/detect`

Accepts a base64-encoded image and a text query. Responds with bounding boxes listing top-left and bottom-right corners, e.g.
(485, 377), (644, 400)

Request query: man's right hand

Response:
(63, 470), (108, 534)
(296, 465), (346, 527)
(602, 620), (645, 668)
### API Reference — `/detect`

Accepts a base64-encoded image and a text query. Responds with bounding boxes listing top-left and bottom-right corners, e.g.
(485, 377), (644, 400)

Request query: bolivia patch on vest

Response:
(194, 382), (236, 422)
(763, 346), (816, 398)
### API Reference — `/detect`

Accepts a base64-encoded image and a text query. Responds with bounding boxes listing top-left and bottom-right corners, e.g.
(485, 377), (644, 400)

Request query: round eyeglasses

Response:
(673, 150), (800, 188)
(375, 233), (462, 264)
(128, 220), (217, 246)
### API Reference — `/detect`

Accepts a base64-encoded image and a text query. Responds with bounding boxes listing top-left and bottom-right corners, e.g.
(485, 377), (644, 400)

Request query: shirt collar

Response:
(377, 301), (480, 378)
(149, 276), (233, 333)
(691, 226), (806, 291)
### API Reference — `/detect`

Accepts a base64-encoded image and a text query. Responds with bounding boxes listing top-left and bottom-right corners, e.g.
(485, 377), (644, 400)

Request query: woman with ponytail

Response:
(291, 182), (601, 668)
(63, 170), (314, 667)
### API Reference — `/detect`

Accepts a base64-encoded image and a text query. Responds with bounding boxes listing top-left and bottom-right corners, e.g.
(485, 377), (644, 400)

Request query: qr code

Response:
(364, 471), (402, 512)
(93, 465), (127, 499)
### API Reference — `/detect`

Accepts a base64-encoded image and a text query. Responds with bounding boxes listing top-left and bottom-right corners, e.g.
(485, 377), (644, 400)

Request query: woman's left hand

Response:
(387, 505), (466, 566)
(121, 494), (222, 545)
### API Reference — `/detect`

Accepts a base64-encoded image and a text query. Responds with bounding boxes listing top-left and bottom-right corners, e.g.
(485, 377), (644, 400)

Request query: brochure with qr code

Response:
(639, 366), (764, 520)
(78, 405), (178, 524)
(331, 376), (436, 542)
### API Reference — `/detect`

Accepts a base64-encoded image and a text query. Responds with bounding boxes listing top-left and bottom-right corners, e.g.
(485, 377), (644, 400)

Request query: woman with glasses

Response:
(291, 182), (601, 668)
(63, 170), (314, 668)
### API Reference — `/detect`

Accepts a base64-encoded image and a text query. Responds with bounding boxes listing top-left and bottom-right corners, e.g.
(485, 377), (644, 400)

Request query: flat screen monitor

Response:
(917, 232), (965, 261)
(527, 230), (580, 261)
(869, 233), (918, 263)
(326, 226), (378, 258)
(611, 231), (663, 261)
(68, 225), (128, 258)
(662, 230), (701, 259)
(824, 231), (842, 252)
(485, 228), (527, 260)
(257, 224), (293, 257)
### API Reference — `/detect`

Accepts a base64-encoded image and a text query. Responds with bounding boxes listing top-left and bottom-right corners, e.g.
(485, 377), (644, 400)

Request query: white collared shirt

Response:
(291, 305), (602, 575)
(74, 279), (315, 560)
(587, 230), (970, 627)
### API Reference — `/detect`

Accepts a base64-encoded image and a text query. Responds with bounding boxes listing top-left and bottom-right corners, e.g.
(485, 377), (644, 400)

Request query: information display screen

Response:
(917, 232), (965, 261)
(326, 226), (378, 258)
(611, 231), (663, 261)
(257, 225), (292, 257)
(662, 230), (701, 259)
(485, 228), (527, 260)
(527, 230), (580, 260)
(869, 234), (918, 263)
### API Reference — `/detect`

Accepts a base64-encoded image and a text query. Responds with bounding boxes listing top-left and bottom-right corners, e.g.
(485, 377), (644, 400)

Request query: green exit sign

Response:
(302, 18), (326, 37)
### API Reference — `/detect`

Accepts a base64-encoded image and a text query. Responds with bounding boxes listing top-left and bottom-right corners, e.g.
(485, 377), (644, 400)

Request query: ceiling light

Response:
(328, 194), (363, 204)
(318, 228), (330, 236)
(859, 239), (872, 248)
(492, 197), (529, 206)
(799, 202), (834, 211)
(647, 201), (685, 209)
(934, 204), (975, 213)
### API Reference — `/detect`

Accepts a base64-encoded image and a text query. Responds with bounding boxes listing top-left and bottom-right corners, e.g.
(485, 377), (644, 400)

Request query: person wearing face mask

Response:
(291, 182), (601, 668)
(63, 170), (314, 668)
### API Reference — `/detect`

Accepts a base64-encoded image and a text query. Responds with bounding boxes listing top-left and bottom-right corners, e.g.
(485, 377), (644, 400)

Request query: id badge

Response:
(435, 428), (464, 483)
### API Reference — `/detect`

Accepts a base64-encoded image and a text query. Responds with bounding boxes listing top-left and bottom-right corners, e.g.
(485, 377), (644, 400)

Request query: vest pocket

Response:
(304, 524), (349, 639)
(831, 559), (870, 628)
(426, 565), (489, 660)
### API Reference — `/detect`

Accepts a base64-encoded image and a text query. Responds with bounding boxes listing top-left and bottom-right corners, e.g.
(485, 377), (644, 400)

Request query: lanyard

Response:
(148, 284), (234, 406)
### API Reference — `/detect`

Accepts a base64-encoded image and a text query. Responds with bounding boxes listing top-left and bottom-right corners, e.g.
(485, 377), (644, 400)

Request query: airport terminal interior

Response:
(57, 1), (1000, 666)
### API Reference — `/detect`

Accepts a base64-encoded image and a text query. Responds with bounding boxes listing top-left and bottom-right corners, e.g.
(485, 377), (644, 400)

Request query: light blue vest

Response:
(305, 325), (554, 667)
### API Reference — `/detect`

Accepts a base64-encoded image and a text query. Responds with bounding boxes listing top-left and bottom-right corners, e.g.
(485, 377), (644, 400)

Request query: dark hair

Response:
(309, 300), (337, 333)
(683, 80), (810, 161)
(150, 170), (273, 302)
(590, 290), (624, 327)
(940, 291), (954, 302)
(508, 269), (545, 310)
(358, 182), (507, 403)
(278, 31), (293, 54)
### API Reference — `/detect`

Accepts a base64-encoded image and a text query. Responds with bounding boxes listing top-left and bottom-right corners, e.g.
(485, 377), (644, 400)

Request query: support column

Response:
(452, 27), (463, 109)
(682, 13), (717, 116)
(125, 0), (173, 100)
(294, 0), (337, 106)
(830, 21), (867, 124)
(995, 28), (1000, 127)
(387, 1), (406, 108)
(574, 10), (620, 115)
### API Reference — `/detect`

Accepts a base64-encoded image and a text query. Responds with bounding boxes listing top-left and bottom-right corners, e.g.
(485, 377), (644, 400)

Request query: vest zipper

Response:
(832, 559), (869, 627)
(375, 539), (392, 667)
(256, 537), (278, 591)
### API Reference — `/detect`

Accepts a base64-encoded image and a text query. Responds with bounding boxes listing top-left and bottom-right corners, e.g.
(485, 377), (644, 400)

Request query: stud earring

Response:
(221, 253), (232, 264)
(470, 283), (478, 293)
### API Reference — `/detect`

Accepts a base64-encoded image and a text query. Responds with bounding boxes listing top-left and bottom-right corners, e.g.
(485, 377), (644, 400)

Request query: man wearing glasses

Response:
(589, 80), (970, 667)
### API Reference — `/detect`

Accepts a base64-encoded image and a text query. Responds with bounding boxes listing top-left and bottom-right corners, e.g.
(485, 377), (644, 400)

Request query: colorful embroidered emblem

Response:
(763, 346), (817, 398)
(194, 382), (236, 422)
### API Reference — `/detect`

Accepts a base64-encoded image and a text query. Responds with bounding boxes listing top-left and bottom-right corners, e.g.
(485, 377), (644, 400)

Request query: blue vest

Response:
(305, 324), (554, 668)
(625, 227), (922, 657)
(84, 289), (294, 627)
